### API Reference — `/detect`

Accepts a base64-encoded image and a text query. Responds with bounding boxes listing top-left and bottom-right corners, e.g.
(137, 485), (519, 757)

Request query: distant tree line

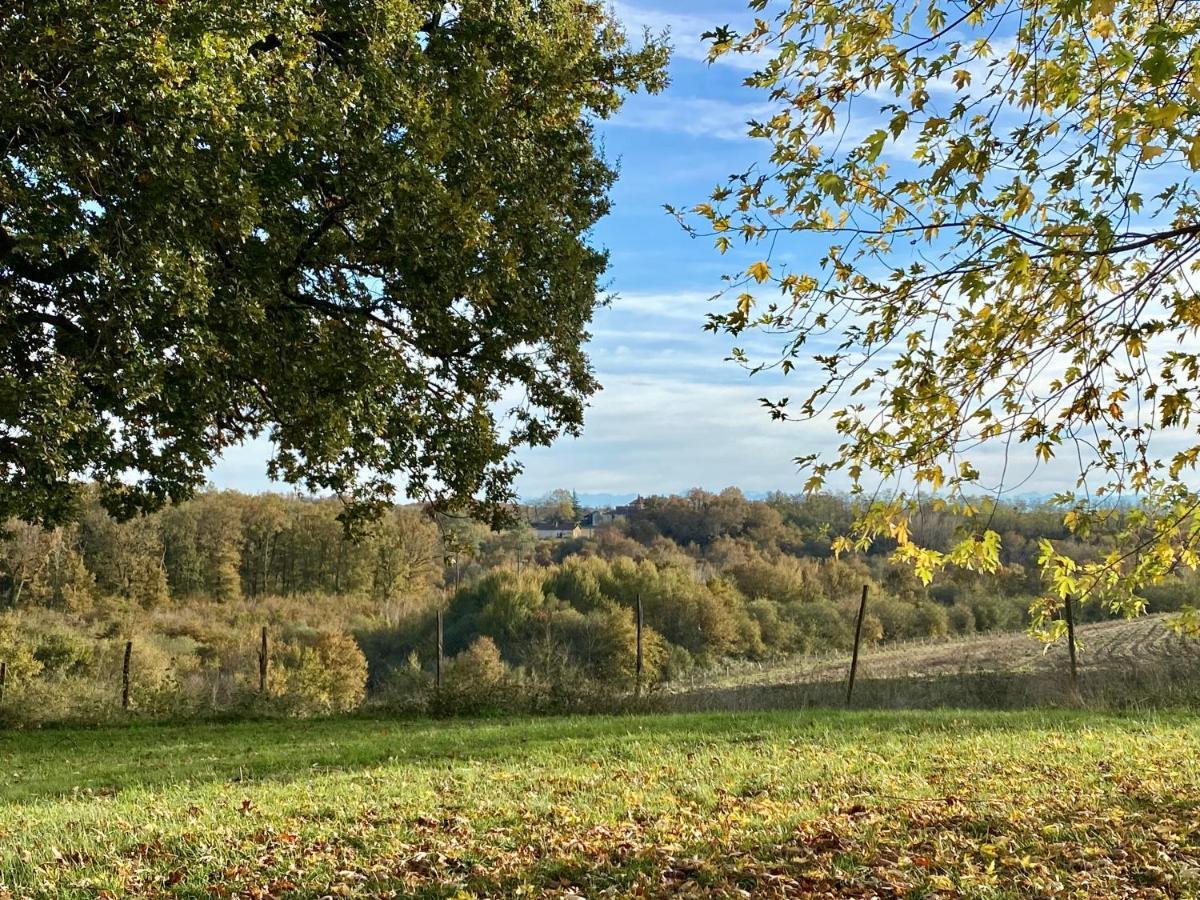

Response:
(0, 489), (445, 622)
(1, 487), (1196, 724)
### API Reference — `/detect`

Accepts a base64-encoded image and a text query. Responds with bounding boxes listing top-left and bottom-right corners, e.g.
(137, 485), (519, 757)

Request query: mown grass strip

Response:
(2, 710), (1198, 898)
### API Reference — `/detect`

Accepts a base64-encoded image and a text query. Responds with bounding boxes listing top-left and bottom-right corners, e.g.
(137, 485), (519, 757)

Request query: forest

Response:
(1, 487), (1194, 724)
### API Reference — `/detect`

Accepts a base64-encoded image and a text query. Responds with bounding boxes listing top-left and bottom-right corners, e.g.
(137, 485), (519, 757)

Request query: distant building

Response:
(578, 497), (646, 529)
(581, 509), (620, 528)
(531, 497), (646, 538)
(531, 520), (583, 540)
(613, 495), (647, 518)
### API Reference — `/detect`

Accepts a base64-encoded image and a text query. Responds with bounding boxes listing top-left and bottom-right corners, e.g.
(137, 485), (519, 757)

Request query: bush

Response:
(969, 596), (1028, 632)
(268, 630), (368, 716)
(661, 644), (695, 682)
(0, 613), (43, 683)
(571, 602), (666, 687)
(1141, 576), (1200, 614)
(96, 637), (182, 717)
(860, 612), (884, 645)
(32, 626), (95, 676)
(787, 599), (853, 652)
(911, 603), (950, 638)
(948, 604), (977, 635)
(870, 596), (918, 641)
(746, 597), (804, 654)
(436, 636), (509, 715)
(450, 636), (507, 685)
(374, 650), (431, 712)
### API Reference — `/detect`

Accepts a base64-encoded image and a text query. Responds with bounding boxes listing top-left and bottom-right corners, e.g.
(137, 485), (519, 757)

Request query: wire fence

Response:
(1, 596), (1198, 726)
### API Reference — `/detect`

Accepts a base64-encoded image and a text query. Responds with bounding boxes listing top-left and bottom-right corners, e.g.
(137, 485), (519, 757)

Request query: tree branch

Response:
(0, 226), (95, 284)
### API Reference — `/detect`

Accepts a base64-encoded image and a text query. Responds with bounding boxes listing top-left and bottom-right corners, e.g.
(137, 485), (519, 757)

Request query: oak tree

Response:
(0, 0), (666, 528)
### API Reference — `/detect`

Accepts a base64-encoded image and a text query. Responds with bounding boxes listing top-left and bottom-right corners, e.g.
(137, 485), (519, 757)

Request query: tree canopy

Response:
(689, 0), (1200, 631)
(0, 0), (666, 529)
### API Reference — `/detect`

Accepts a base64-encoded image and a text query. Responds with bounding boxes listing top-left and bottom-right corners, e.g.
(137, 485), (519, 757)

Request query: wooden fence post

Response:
(1064, 594), (1079, 695)
(122, 640), (132, 710)
(635, 593), (644, 697)
(0, 660), (6, 705)
(435, 609), (444, 690)
(258, 626), (269, 694)
(846, 584), (869, 706)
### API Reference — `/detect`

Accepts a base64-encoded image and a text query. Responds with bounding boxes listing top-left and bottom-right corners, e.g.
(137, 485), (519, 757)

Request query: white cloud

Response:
(601, 290), (717, 320)
(611, 94), (772, 141)
(611, 1), (766, 71)
(516, 372), (827, 494)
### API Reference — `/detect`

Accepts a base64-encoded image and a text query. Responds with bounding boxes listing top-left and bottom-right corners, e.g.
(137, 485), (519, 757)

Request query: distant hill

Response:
(524, 489), (1062, 509)
(522, 489), (779, 508)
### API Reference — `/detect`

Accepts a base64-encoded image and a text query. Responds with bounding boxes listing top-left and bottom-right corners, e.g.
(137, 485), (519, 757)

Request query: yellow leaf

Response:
(748, 260), (772, 283)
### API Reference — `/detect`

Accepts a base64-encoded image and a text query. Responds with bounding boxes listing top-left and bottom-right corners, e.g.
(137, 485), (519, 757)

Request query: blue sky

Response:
(512, 1), (812, 498)
(211, 1), (828, 500)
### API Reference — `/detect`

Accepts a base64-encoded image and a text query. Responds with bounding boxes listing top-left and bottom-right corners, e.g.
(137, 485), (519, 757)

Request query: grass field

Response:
(667, 614), (1200, 711)
(3, 710), (1200, 898)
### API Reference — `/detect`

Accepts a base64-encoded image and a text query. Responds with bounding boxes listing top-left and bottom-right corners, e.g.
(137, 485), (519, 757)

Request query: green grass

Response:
(3, 710), (1199, 897)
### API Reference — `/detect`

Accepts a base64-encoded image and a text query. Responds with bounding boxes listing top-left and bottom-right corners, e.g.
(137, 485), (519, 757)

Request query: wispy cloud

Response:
(602, 290), (717, 321)
(612, 1), (766, 72)
(610, 94), (771, 141)
(517, 372), (823, 494)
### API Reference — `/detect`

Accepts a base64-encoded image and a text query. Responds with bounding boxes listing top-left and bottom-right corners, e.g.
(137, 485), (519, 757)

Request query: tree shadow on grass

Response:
(0, 700), (1185, 805)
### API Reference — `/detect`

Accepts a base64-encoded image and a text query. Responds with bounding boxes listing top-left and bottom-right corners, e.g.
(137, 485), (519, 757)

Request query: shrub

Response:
(374, 650), (430, 712)
(0, 613), (43, 683)
(544, 560), (606, 612)
(787, 599), (853, 652)
(449, 636), (507, 685)
(95, 637), (181, 716)
(969, 596), (1028, 632)
(661, 644), (695, 682)
(948, 604), (977, 635)
(746, 597), (804, 654)
(269, 630), (368, 716)
(436, 636), (509, 714)
(911, 603), (950, 638)
(1141, 576), (1200, 614)
(860, 612), (884, 645)
(870, 596), (918, 641)
(574, 602), (666, 687)
(32, 626), (95, 676)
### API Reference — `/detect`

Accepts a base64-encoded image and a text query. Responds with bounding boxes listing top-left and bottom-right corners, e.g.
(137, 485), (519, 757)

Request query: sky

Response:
(206, 0), (1096, 504)
(512, 0), (811, 499)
